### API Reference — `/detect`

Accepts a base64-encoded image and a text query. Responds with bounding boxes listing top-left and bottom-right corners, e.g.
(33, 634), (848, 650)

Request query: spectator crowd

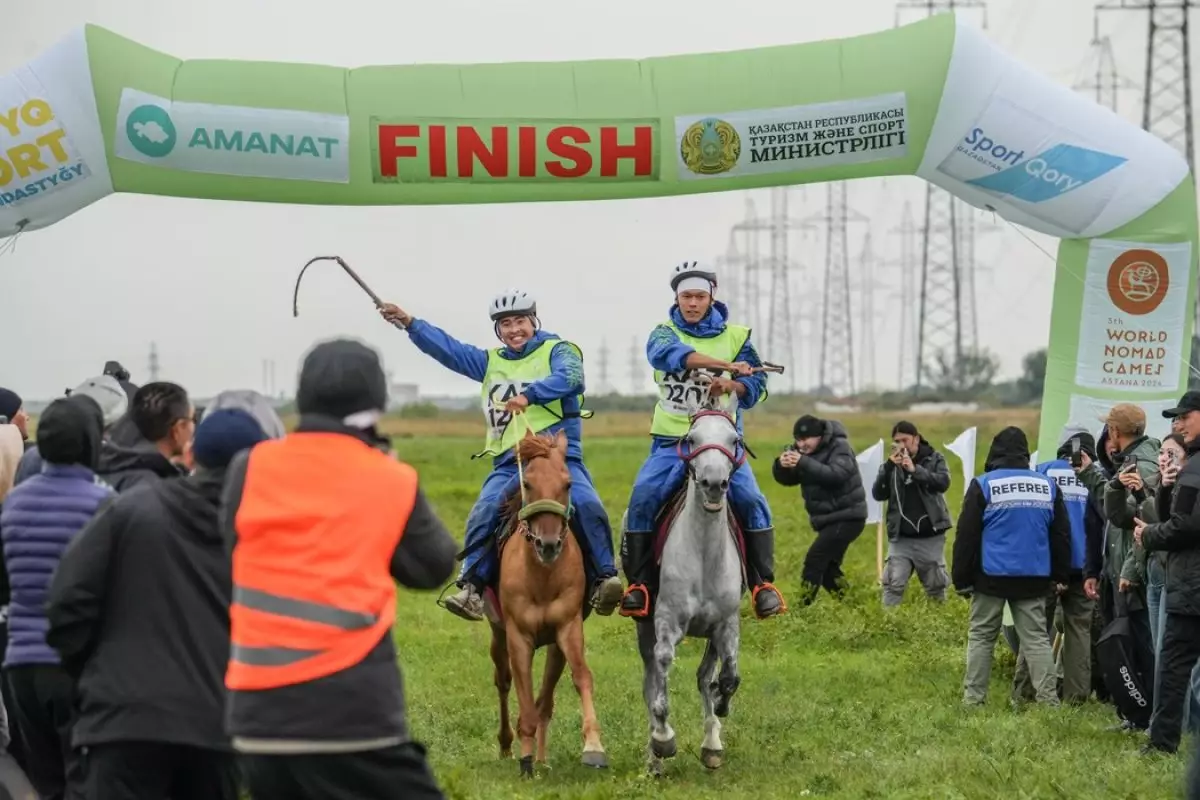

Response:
(0, 343), (456, 800)
(769, 395), (1200, 786)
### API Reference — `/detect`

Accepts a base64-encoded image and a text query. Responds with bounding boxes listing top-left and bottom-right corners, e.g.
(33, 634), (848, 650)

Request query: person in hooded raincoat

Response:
(619, 261), (784, 620)
(378, 290), (623, 622)
(952, 426), (1072, 708)
(14, 375), (129, 488)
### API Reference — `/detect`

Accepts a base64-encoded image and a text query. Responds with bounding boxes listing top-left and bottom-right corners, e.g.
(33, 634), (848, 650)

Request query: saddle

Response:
(650, 483), (749, 589)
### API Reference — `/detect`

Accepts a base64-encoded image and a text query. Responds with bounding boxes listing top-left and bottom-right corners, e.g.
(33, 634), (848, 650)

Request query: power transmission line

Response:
(896, 0), (989, 393)
(1096, 0), (1195, 332)
(856, 230), (877, 391)
(147, 342), (160, 383)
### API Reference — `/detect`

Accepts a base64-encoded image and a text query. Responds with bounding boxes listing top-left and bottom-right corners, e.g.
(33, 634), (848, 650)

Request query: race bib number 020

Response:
(484, 381), (527, 438)
(658, 370), (709, 415)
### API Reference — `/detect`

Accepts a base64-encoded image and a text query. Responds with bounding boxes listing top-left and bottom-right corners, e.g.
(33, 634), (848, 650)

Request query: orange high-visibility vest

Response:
(226, 433), (418, 691)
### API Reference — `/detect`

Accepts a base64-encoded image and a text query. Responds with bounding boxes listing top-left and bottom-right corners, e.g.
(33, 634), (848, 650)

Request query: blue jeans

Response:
(625, 439), (772, 533)
(458, 459), (616, 587)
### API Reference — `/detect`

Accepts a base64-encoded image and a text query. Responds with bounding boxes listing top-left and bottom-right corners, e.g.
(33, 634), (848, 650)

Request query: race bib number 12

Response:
(484, 381), (526, 439)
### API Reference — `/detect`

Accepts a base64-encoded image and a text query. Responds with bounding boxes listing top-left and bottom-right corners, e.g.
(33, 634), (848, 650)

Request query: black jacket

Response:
(220, 414), (457, 750)
(870, 441), (952, 540)
(951, 429), (1073, 600)
(46, 469), (234, 750)
(1141, 437), (1200, 617)
(772, 419), (867, 529)
(97, 440), (183, 492)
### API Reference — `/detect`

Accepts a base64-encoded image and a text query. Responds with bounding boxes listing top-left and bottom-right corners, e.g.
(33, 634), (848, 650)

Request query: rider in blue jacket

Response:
(379, 290), (623, 621)
(619, 262), (784, 620)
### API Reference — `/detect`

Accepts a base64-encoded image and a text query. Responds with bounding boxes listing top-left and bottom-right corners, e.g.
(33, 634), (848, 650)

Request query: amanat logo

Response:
(1107, 249), (1170, 316)
(373, 119), (660, 182)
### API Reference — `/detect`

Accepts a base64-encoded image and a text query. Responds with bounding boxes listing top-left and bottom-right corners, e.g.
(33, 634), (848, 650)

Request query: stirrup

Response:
(751, 582), (787, 618)
(619, 584), (651, 619)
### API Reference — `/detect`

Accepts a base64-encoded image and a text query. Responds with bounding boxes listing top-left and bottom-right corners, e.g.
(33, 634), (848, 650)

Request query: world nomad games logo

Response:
(1106, 249), (1170, 316)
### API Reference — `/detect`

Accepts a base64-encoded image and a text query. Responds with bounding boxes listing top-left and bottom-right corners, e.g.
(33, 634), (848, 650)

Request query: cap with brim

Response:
(1162, 390), (1200, 418)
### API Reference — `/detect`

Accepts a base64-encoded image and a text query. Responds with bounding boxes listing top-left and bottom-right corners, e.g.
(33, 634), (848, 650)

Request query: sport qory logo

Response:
(125, 104), (177, 158)
(956, 128), (1127, 203)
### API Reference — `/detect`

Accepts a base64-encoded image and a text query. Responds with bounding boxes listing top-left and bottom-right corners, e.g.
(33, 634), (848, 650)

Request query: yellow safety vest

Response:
(481, 339), (584, 454)
(650, 321), (754, 438)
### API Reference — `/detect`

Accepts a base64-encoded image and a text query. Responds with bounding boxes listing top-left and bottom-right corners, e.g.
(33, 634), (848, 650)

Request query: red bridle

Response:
(676, 409), (747, 468)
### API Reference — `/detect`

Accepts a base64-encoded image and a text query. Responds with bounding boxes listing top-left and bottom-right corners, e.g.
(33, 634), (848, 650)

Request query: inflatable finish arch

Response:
(1, 14), (1195, 455)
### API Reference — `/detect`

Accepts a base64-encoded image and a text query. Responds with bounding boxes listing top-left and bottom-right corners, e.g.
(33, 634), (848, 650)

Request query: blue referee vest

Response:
(1036, 460), (1088, 571)
(978, 468), (1056, 578)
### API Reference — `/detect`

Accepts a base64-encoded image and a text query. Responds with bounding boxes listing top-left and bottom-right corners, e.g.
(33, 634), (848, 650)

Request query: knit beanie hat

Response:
(191, 409), (268, 470)
(0, 389), (22, 422)
(793, 415), (823, 439)
(296, 339), (387, 425)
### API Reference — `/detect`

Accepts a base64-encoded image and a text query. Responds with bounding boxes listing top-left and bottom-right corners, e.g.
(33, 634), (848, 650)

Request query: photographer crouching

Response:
(871, 421), (953, 607)
(773, 414), (867, 606)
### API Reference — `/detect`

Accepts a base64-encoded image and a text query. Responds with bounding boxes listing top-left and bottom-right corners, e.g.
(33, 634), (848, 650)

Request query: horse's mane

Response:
(501, 434), (564, 519)
(516, 433), (560, 462)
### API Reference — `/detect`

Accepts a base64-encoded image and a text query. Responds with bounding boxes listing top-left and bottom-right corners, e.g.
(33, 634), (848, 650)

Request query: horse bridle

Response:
(512, 413), (573, 544)
(676, 409), (747, 478)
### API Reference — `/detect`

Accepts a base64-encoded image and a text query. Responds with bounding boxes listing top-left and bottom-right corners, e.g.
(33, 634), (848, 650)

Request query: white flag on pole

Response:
(1030, 450), (1040, 468)
(856, 439), (885, 524)
(945, 426), (978, 496)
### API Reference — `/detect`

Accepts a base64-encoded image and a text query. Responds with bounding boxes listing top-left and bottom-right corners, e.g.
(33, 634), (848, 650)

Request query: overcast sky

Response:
(0, 0), (1172, 400)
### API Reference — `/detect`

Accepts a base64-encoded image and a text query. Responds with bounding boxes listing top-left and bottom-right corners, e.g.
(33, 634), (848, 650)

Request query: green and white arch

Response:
(1, 13), (1193, 454)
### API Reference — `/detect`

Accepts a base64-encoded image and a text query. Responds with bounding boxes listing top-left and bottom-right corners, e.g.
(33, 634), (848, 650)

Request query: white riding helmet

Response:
(489, 288), (538, 322)
(669, 260), (718, 294)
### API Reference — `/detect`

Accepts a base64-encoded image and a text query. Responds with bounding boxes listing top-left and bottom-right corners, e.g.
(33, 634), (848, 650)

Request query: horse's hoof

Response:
(647, 757), (665, 778)
(701, 748), (724, 770)
(518, 756), (534, 778)
(581, 750), (608, 769)
(499, 748), (511, 760)
(651, 735), (677, 759)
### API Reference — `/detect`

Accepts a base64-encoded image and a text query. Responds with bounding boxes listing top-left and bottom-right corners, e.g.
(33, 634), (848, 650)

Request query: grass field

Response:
(386, 410), (1187, 799)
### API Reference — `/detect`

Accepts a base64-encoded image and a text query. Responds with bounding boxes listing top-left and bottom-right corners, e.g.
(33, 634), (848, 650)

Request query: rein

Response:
(510, 412), (572, 543)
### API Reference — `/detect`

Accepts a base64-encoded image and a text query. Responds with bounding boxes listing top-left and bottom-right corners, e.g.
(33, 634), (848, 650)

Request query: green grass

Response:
(390, 413), (1186, 799)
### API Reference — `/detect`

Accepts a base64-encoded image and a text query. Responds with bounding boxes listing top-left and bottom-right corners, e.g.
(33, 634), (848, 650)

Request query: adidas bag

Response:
(1096, 616), (1153, 728)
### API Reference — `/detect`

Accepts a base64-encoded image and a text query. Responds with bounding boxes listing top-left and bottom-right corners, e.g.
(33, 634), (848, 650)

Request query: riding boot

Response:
(619, 531), (654, 618)
(444, 577), (486, 622)
(744, 528), (786, 619)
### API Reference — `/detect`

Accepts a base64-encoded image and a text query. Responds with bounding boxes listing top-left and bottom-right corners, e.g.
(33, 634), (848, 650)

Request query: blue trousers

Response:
(625, 440), (772, 533)
(459, 459), (616, 586)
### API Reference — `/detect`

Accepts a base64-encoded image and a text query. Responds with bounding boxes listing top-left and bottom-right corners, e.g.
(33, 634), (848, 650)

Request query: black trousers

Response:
(0, 624), (26, 773)
(801, 520), (865, 601)
(81, 741), (240, 800)
(1150, 613), (1200, 752)
(5, 665), (83, 800)
(242, 743), (443, 800)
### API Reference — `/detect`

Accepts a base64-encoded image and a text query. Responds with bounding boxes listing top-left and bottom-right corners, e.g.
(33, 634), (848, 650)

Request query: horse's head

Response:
(679, 382), (743, 513)
(513, 429), (573, 565)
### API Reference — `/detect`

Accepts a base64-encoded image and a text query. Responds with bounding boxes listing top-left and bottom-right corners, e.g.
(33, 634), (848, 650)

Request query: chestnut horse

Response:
(484, 427), (607, 777)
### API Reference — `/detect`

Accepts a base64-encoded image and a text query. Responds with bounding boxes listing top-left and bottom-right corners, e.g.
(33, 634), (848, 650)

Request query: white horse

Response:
(632, 385), (746, 775)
